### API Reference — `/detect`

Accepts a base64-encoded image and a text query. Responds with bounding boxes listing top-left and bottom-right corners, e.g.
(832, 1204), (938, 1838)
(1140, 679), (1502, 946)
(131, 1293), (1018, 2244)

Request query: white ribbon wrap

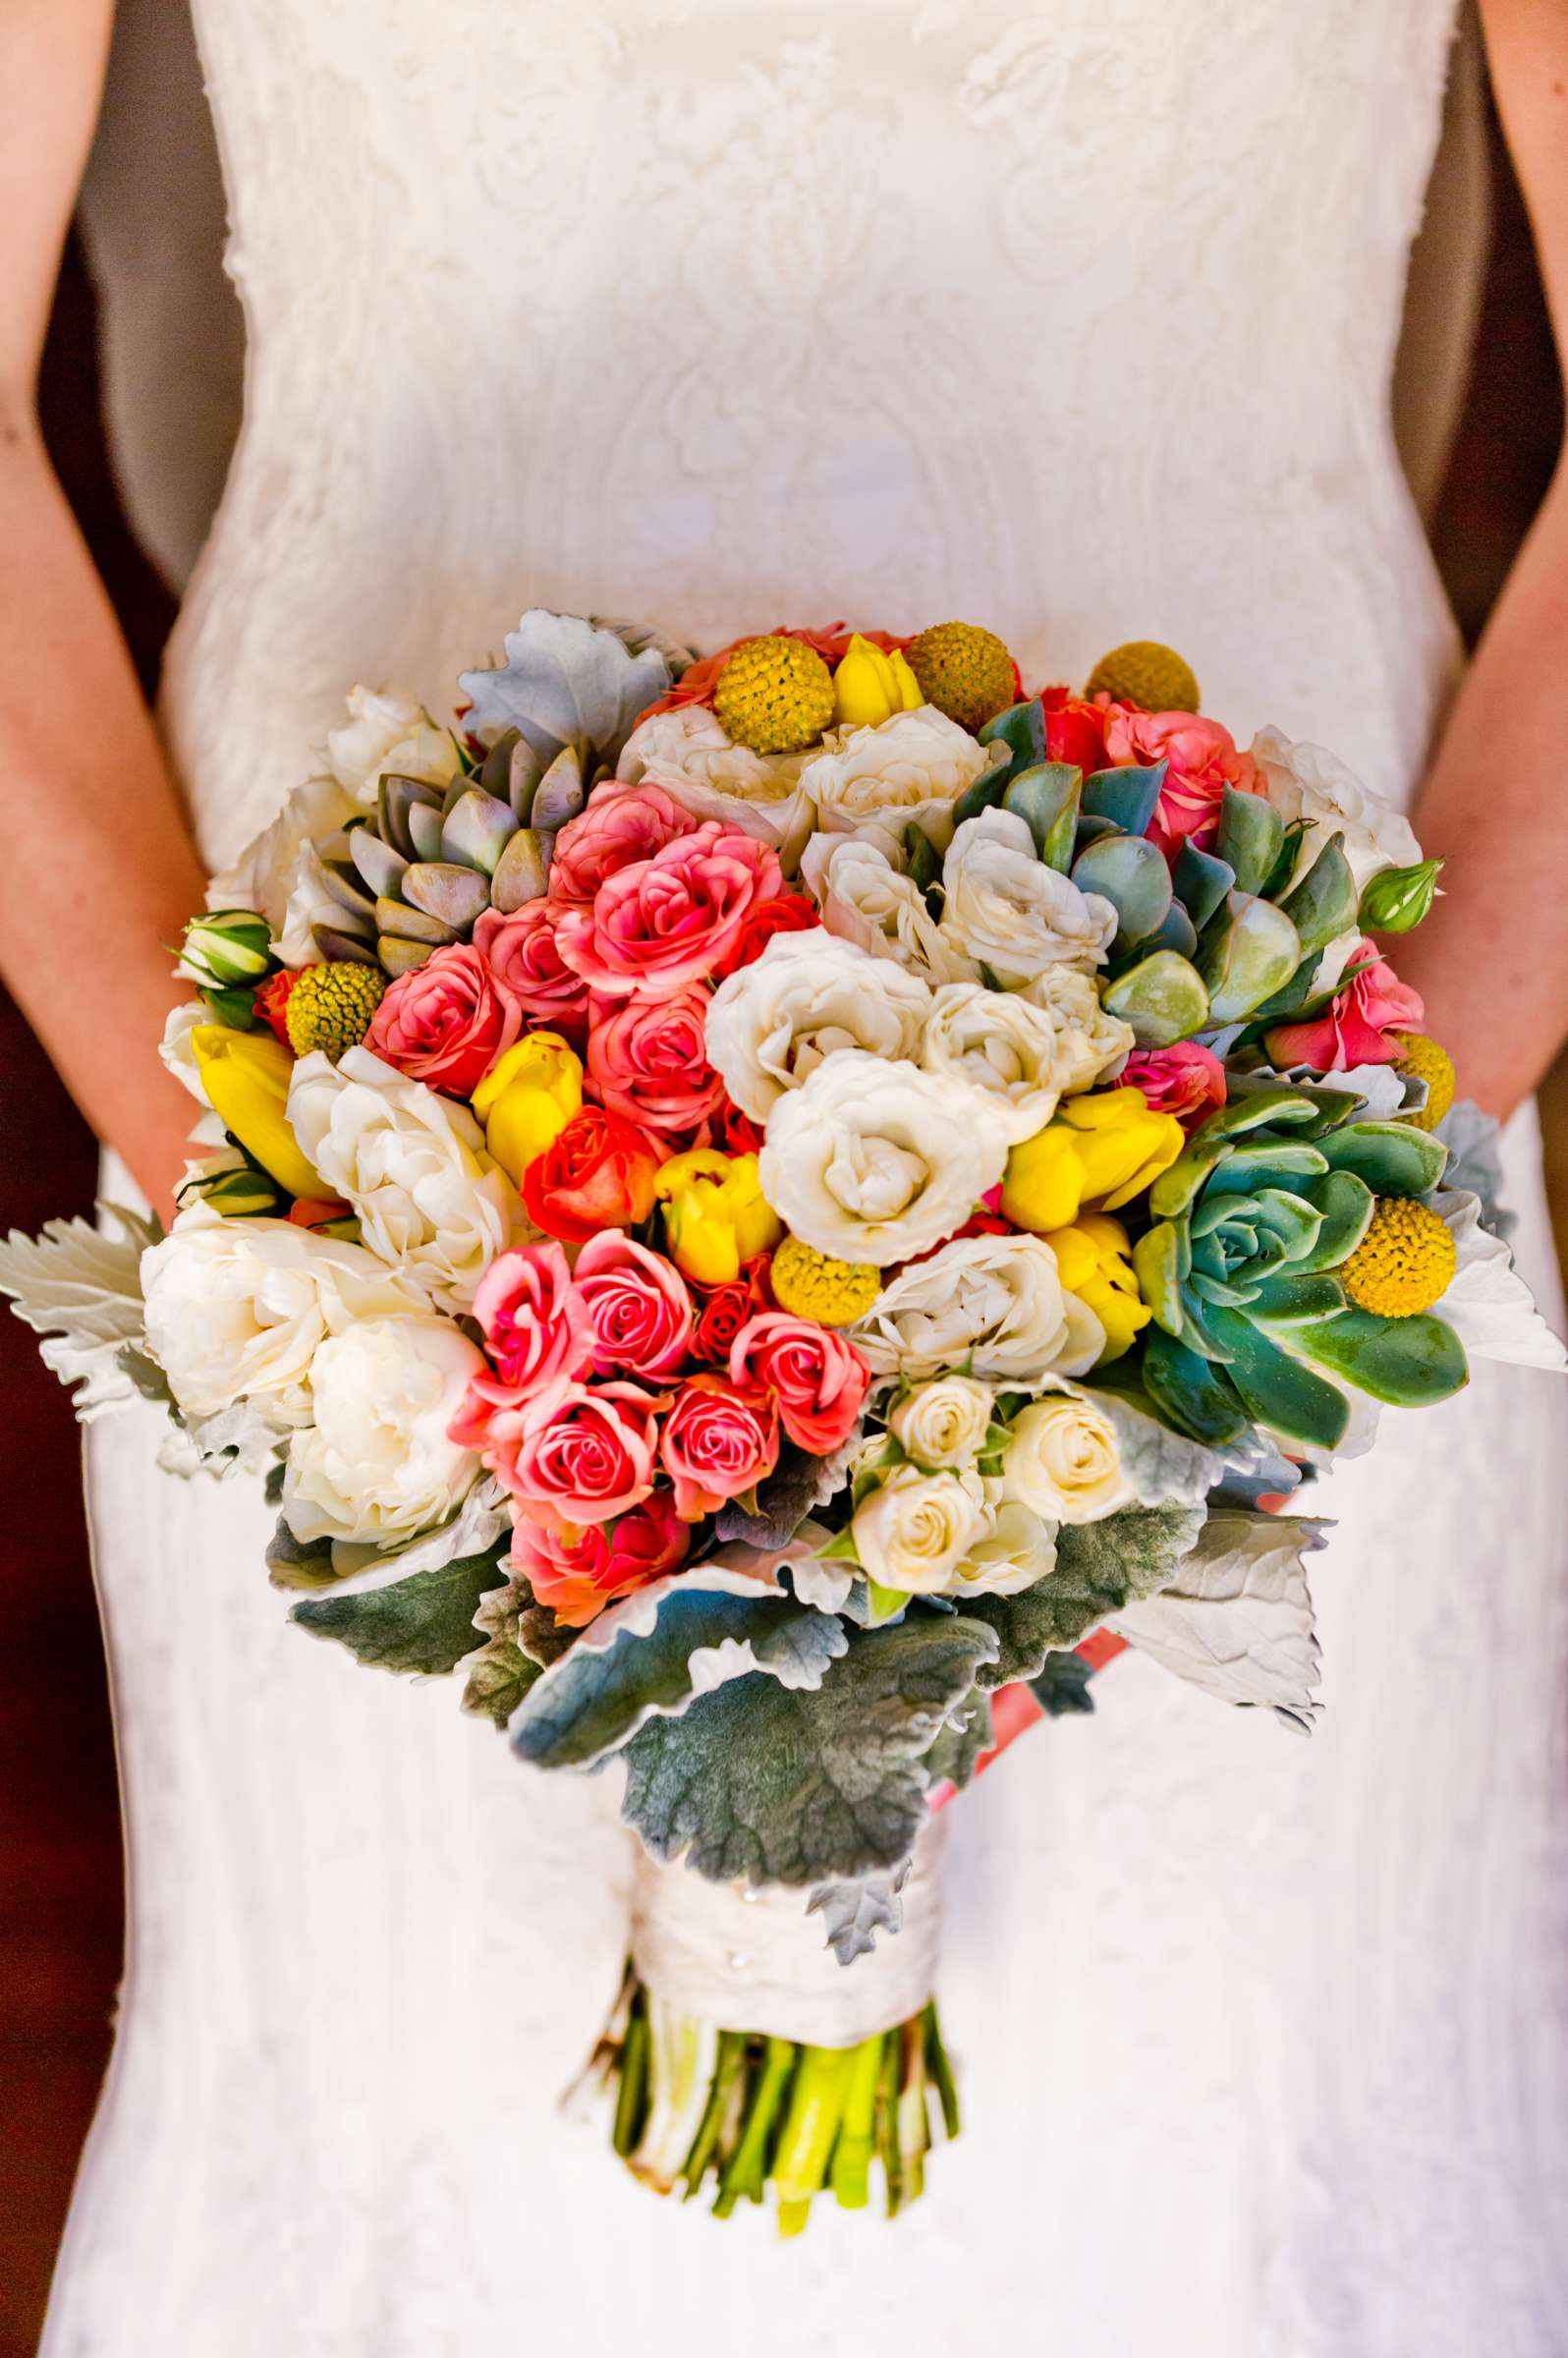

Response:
(630, 1815), (949, 2048)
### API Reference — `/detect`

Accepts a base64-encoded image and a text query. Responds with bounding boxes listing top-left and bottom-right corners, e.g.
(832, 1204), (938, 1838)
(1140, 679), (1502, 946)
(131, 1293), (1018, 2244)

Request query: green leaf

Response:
(1215, 785), (1285, 896)
(617, 1616), (1001, 1886)
(290, 1546), (511, 1676)
(1030, 1651), (1097, 1716)
(1201, 1305), (1350, 1448)
(461, 1637), (542, 1728)
(1287, 1307), (1469, 1406)
(1276, 833), (1358, 957)
(1172, 840), (1235, 933)
(1102, 947), (1210, 1047)
(1072, 831), (1172, 946)
(1294, 1169), (1375, 1269)
(1316, 1120), (1448, 1197)
(965, 1504), (1205, 1682)
(1141, 1328), (1253, 1443)
(1081, 759), (1167, 836)
(1200, 892), (1303, 1022)
(1358, 856), (1442, 934)
(1002, 761), (1082, 870)
(921, 1689), (995, 1787)
(977, 698), (1047, 776)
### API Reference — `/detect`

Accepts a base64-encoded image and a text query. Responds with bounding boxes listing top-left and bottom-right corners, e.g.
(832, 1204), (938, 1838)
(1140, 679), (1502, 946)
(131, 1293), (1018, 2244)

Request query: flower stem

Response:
(681, 2028), (746, 2199)
(829, 2035), (885, 2211)
(923, 1999), (961, 2142)
(712, 2036), (797, 2218)
(772, 2044), (854, 2234)
(612, 1999), (649, 2160)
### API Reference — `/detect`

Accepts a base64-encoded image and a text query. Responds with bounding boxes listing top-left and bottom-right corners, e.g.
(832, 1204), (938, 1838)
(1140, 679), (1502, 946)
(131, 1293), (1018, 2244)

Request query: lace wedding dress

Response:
(48, 4), (1568, 2351)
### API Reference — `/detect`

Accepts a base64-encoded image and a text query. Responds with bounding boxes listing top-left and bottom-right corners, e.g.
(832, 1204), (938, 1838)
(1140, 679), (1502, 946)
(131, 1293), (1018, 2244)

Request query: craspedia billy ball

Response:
(1084, 640), (1201, 713)
(903, 622), (1017, 731)
(713, 635), (835, 755)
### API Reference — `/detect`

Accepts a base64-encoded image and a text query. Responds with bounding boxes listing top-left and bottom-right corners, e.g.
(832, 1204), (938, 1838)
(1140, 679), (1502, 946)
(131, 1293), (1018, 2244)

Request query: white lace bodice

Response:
(49, 6), (1568, 2354)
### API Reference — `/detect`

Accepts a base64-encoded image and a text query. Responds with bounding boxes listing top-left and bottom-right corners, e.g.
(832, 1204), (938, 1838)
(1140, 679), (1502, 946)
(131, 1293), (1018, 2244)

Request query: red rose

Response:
(1040, 688), (1110, 774)
(254, 968), (297, 1046)
(522, 1107), (664, 1243)
(364, 940), (521, 1097)
(658, 1374), (779, 1520)
(729, 1311), (871, 1454)
(473, 901), (591, 1044)
(585, 983), (727, 1145)
(509, 1493), (690, 1628)
(689, 1263), (769, 1367)
(721, 890), (821, 978)
(1101, 707), (1261, 859)
(574, 1230), (695, 1378)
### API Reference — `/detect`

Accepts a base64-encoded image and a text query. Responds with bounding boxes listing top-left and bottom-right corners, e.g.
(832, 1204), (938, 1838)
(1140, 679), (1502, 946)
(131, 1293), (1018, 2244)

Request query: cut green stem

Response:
(713, 2036), (797, 2218)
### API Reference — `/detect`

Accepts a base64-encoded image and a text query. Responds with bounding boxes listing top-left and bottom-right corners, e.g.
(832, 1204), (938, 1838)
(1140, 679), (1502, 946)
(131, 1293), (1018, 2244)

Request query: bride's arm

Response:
(0, 0), (207, 1219)
(1396, 0), (1568, 1119)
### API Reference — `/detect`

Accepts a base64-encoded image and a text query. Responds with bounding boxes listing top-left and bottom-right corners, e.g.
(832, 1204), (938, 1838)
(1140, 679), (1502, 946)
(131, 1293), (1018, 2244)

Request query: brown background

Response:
(1, 94), (1565, 2358)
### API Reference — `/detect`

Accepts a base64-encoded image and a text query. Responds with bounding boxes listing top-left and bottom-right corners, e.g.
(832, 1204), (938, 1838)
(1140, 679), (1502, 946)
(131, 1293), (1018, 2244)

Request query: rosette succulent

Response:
(1131, 1083), (1467, 1449)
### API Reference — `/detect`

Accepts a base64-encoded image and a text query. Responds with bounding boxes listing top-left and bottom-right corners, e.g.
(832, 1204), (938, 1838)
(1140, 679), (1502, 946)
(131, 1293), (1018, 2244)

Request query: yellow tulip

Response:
(190, 1024), (327, 1201)
(831, 634), (924, 730)
(470, 1031), (583, 1185)
(1041, 1212), (1151, 1364)
(654, 1150), (783, 1286)
(1000, 1090), (1185, 1233)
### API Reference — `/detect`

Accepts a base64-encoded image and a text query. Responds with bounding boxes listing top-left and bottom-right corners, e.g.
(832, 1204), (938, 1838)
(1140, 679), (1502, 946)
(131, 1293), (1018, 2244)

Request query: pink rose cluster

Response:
(451, 1240), (870, 1626)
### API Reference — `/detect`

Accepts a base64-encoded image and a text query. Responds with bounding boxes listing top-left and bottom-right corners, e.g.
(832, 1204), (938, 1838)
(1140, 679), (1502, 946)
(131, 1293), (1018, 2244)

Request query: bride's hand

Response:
(0, 0), (207, 1219)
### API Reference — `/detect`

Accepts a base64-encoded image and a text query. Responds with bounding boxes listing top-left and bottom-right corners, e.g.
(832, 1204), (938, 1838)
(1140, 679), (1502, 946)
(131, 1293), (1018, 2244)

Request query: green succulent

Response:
(1130, 1083), (1467, 1450)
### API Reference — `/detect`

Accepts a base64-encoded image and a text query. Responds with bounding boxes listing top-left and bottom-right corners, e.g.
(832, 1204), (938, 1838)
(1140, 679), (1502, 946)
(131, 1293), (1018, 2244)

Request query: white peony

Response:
(851, 1231), (1105, 1380)
(1250, 725), (1423, 894)
(286, 1047), (527, 1313)
(801, 706), (1001, 852)
(140, 1205), (424, 1427)
(918, 979), (1131, 1144)
(939, 808), (1118, 985)
(1001, 1380), (1134, 1524)
(617, 704), (815, 867)
(756, 1048), (1011, 1267)
(282, 1315), (485, 1546)
(886, 1375), (994, 1468)
(949, 1499), (1058, 1597)
(705, 933), (931, 1122)
(1018, 965), (1136, 1093)
(325, 685), (460, 807)
(851, 1463), (988, 1595)
(801, 831), (978, 985)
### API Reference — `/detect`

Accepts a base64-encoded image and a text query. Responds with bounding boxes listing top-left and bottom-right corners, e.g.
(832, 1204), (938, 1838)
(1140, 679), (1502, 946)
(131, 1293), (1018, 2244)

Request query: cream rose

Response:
(1001, 1381), (1134, 1523)
(705, 933), (931, 1121)
(282, 1315), (485, 1546)
(286, 1046), (527, 1313)
(886, 1375), (994, 1468)
(1017, 966), (1136, 1094)
(851, 1463), (988, 1596)
(325, 684), (460, 807)
(949, 1499), (1058, 1597)
(617, 704), (815, 867)
(918, 980), (1129, 1144)
(204, 774), (358, 953)
(756, 1049), (1010, 1267)
(851, 1232), (1105, 1380)
(1249, 726), (1423, 894)
(939, 809), (1118, 985)
(140, 1206), (425, 1426)
(802, 706), (1000, 852)
(801, 831), (978, 985)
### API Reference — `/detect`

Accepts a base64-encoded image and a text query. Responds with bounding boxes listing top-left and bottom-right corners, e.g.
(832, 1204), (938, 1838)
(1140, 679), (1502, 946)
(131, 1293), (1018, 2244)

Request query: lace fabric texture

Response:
(47, 4), (1568, 2352)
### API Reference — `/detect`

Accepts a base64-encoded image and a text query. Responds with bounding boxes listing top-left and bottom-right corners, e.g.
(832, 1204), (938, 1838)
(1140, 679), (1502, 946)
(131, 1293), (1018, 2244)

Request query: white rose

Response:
(886, 1375), (994, 1468)
(140, 1205), (424, 1426)
(1001, 1381), (1134, 1524)
(617, 704), (815, 867)
(851, 1232), (1105, 1380)
(205, 773), (359, 945)
(949, 1499), (1058, 1598)
(801, 831), (978, 985)
(1250, 725), (1423, 894)
(918, 980), (1129, 1144)
(705, 933), (931, 1121)
(325, 685), (460, 807)
(282, 1315), (485, 1546)
(756, 1048), (1011, 1267)
(801, 706), (1000, 852)
(939, 809), (1118, 985)
(851, 1464), (988, 1596)
(286, 1046), (527, 1313)
(1017, 966), (1136, 1094)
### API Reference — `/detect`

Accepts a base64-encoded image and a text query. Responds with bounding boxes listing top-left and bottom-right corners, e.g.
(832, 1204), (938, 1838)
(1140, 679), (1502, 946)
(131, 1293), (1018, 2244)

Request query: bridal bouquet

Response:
(6, 612), (1562, 2230)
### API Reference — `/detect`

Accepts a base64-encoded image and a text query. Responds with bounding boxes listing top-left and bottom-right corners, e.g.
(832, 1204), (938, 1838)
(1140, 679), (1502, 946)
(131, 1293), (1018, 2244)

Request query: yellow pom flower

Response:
(769, 1234), (881, 1326)
(903, 622), (1016, 730)
(1338, 1196), (1457, 1318)
(831, 634), (924, 730)
(1001, 1090), (1186, 1234)
(654, 1150), (784, 1286)
(284, 961), (386, 1060)
(190, 1024), (326, 1201)
(1084, 640), (1201, 714)
(1040, 1212), (1150, 1364)
(1394, 1033), (1455, 1134)
(713, 636), (835, 755)
(470, 1031), (583, 1184)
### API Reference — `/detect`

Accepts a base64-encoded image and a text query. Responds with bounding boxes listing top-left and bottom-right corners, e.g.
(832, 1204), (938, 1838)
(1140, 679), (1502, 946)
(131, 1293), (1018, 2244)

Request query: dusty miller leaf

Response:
(290, 1546), (510, 1677)
(965, 1503), (1206, 1686)
(1110, 1509), (1328, 1730)
(713, 1431), (861, 1547)
(0, 1204), (158, 1418)
(616, 1614), (999, 1887)
(1029, 1651), (1097, 1716)
(807, 1861), (912, 1965)
(920, 1688), (994, 1787)
(459, 610), (670, 767)
(462, 1638), (541, 1728)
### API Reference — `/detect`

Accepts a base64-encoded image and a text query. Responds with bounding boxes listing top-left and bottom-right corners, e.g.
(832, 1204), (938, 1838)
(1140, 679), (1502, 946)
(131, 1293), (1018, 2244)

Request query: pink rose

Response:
(364, 940), (521, 1097)
(586, 984), (727, 1144)
(554, 821), (783, 999)
(1118, 1042), (1227, 1129)
(449, 1243), (595, 1448)
(1265, 940), (1425, 1072)
(474, 901), (591, 1043)
(574, 1230), (695, 1379)
(549, 783), (698, 905)
(728, 1312), (871, 1455)
(482, 1379), (663, 1523)
(658, 1374), (779, 1521)
(510, 1494), (690, 1628)
(1102, 707), (1261, 859)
